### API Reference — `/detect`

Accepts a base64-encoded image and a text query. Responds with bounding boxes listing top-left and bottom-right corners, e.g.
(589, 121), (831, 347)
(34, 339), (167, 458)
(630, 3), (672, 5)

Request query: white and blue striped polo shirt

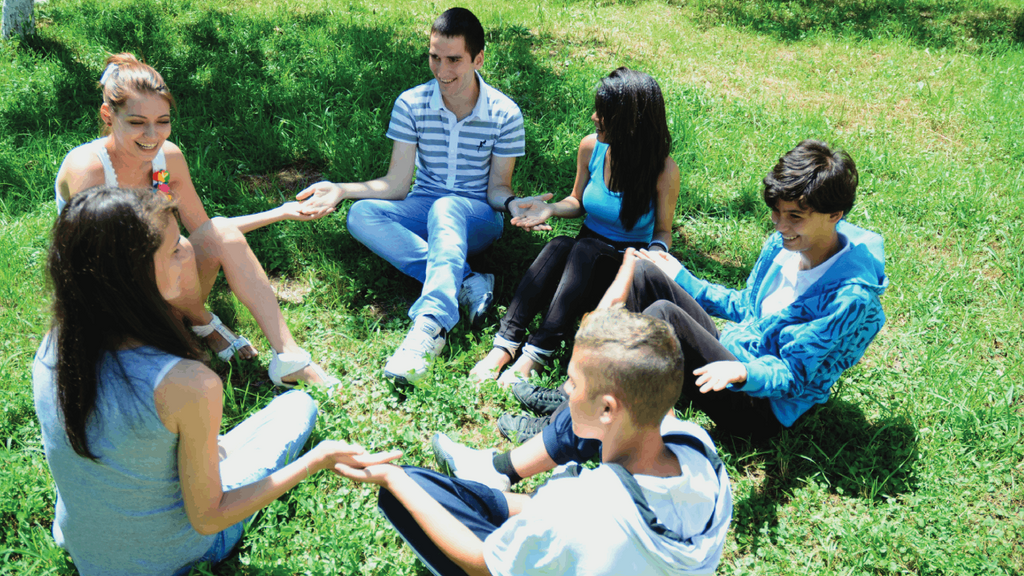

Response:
(386, 71), (525, 200)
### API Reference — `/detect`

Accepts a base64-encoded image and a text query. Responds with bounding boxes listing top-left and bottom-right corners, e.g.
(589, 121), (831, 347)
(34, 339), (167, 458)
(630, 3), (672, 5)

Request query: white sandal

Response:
(268, 347), (340, 394)
(190, 313), (255, 362)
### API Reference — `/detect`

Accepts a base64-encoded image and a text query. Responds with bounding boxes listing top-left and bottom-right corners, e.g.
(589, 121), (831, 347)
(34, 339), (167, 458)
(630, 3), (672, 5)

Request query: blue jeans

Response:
(347, 190), (503, 331)
(175, 390), (319, 574)
(542, 405), (603, 466)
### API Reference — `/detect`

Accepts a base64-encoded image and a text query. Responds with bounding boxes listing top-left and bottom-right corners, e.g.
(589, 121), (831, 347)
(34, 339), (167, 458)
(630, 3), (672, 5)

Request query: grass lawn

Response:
(2, 0), (1023, 573)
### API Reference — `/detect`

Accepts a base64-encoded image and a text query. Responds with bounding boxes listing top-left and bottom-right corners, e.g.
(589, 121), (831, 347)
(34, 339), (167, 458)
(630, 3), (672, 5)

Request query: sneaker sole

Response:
(384, 360), (431, 386)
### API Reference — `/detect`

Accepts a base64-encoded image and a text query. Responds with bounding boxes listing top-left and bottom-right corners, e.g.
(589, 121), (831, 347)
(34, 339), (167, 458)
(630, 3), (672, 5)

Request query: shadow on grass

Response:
(715, 396), (918, 553)
(689, 0), (1024, 49)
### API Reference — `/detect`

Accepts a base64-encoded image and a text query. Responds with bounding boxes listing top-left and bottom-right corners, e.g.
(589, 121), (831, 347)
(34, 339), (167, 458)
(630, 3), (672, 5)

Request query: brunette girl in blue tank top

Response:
(33, 187), (401, 575)
(470, 68), (680, 399)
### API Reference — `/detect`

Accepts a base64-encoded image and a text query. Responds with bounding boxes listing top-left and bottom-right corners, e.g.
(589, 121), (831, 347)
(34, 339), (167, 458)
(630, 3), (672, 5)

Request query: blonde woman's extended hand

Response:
(274, 201), (327, 222)
(295, 181), (344, 219)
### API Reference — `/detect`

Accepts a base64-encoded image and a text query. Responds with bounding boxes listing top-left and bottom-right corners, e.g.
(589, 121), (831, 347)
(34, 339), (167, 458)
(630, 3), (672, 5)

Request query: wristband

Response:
(648, 240), (669, 252)
(503, 195), (517, 213)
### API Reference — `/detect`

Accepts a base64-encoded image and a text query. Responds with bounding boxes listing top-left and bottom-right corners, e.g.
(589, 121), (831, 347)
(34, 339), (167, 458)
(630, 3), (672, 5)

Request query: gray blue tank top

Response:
(32, 334), (216, 575)
(55, 139), (168, 213)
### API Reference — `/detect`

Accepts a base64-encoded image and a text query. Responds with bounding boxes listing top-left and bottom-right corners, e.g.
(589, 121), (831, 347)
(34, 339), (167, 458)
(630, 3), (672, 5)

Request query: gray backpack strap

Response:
(606, 433), (718, 542)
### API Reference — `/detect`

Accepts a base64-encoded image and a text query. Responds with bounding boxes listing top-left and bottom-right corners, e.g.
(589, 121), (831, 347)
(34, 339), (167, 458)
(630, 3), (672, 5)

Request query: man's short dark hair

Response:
(431, 8), (485, 59)
(763, 139), (858, 216)
(574, 308), (684, 428)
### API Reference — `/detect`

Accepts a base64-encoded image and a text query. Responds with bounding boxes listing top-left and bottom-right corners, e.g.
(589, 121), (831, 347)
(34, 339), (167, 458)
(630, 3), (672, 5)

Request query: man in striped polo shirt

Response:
(297, 8), (548, 384)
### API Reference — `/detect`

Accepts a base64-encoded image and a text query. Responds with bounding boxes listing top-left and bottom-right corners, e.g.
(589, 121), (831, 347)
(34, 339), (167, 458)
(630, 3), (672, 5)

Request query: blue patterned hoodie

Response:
(672, 221), (888, 427)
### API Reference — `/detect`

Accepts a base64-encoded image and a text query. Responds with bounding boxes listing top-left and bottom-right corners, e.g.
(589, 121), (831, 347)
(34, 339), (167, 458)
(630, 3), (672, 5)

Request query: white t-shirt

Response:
(760, 239), (851, 317)
(482, 418), (732, 575)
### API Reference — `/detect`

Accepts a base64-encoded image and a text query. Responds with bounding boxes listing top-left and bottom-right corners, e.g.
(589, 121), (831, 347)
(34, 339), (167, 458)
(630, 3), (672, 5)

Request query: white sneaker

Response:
(384, 317), (445, 385)
(458, 272), (494, 328)
(431, 432), (511, 492)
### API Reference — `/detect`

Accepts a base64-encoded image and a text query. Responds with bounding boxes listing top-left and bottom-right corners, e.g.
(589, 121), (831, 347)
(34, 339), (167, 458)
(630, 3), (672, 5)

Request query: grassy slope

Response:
(1, 0), (1022, 573)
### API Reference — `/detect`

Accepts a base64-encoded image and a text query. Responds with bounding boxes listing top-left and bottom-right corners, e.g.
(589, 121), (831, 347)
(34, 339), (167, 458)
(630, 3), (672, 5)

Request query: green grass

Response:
(2, 0), (1023, 574)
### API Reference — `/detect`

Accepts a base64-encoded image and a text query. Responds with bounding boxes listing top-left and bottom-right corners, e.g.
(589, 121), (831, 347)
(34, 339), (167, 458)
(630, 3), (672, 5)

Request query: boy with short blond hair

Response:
(334, 308), (732, 575)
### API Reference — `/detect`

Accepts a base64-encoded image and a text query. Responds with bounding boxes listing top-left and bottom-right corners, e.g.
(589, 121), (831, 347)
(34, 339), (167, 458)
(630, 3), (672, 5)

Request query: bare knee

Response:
(191, 217), (246, 256)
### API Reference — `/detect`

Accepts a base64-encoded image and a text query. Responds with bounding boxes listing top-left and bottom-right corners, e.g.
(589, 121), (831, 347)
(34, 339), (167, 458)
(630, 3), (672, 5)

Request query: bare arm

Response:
(508, 135), (593, 230)
(223, 202), (328, 235)
(597, 247), (639, 310)
(333, 463), (492, 576)
(162, 144), (213, 234)
(484, 154), (518, 212)
(55, 149), (110, 205)
(169, 143), (343, 234)
(295, 140), (418, 219)
(650, 157), (680, 249)
(158, 361), (400, 535)
(502, 492), (533, 517)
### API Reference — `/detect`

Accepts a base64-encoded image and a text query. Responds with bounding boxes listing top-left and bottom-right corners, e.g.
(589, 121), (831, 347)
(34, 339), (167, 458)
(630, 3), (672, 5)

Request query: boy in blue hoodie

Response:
(333, 307), (732, 575)
(493, 139), (888, 442)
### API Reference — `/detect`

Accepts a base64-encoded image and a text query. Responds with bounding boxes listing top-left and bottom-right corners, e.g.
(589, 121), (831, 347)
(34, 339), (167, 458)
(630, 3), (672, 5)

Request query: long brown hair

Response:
(593, 68), (672, 231)
(47, 186), (201, 459)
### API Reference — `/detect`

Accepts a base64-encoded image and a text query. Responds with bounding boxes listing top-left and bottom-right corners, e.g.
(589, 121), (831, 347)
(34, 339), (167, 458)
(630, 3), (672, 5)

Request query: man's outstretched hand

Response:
(295, 181), (345, 219)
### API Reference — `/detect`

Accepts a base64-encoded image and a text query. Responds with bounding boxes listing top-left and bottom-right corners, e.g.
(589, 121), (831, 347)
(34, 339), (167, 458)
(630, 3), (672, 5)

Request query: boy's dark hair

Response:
(763, 139), (858, 216)
(574, 308), (683, 428)
(430, 8), (485, 59)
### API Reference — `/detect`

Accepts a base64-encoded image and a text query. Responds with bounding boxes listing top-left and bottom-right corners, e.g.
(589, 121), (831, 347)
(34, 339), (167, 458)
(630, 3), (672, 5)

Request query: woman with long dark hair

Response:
(470, 68), (680, 414)
(33, 187), (399, 575)
(54, 53), (333, 387)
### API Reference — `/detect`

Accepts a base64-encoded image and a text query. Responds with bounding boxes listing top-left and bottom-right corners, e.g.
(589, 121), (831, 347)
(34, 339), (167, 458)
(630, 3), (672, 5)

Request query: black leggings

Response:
(629, 260), (783, 439)
(497, 225), (647, 353)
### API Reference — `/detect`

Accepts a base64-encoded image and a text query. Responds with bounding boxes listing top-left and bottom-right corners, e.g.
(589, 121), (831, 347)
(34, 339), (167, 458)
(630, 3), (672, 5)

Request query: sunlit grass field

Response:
(1, 0), (1022, 573)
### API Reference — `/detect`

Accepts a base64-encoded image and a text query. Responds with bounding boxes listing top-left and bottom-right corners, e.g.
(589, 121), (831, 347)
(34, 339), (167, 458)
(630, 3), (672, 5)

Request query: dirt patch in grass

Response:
(269, 277), (311, 304)
(237, 162), (324, 200)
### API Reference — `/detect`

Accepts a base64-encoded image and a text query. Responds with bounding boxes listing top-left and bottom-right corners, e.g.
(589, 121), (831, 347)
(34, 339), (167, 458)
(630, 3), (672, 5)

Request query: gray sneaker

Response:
(458, 272), (494, 328)
(497, 413), (551, 444)
(431, 433), (511, 491)
(511, 380), (569, 416)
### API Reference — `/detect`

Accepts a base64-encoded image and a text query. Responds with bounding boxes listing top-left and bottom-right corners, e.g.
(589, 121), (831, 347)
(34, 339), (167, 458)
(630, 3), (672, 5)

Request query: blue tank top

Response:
(32, 334), (216, 575)
(581, 138), (656, 243)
